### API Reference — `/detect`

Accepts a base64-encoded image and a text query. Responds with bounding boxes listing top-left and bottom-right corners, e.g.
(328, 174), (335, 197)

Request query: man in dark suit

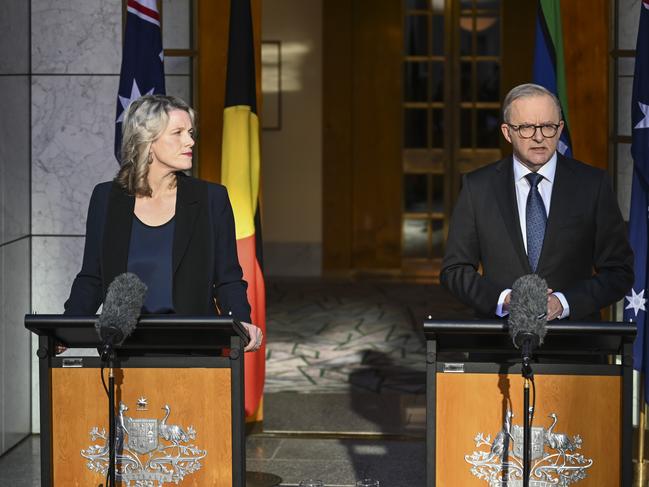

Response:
(441, 83), (633, 321)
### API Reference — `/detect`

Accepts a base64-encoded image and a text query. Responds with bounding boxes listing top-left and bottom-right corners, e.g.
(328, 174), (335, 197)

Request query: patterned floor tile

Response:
(264, 279), (472, 394)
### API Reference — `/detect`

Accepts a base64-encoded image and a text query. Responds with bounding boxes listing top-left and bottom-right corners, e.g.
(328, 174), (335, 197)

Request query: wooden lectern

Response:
(424, 320), (636, 487)
(26, 315), (249, 487)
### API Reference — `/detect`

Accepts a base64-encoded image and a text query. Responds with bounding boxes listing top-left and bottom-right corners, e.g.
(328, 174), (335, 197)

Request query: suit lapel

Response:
(173, 174), (200, 275)
(493, 157), (531, 273)
(102, 182), (134, 291)
(537, 155), (573, 274)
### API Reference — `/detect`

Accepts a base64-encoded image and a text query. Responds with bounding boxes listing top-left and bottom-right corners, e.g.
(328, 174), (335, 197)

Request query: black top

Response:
(127, 216), (175, 313)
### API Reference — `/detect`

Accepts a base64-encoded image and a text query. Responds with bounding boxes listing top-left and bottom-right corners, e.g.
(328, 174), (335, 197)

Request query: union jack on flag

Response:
(114, 0), (166, 162)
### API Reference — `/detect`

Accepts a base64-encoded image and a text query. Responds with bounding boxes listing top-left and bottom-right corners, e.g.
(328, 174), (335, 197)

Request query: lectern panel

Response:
(435, 373), (620, 486)
(51, 368), (232, 486)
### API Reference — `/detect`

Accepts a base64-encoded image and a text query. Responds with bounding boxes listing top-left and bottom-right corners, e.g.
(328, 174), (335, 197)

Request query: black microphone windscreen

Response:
(508, 274), (548, 347)
(96, 272), (147, 345)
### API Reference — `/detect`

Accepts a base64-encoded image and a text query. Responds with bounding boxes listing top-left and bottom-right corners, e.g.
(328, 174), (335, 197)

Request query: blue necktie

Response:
(525, 172), (547, 272)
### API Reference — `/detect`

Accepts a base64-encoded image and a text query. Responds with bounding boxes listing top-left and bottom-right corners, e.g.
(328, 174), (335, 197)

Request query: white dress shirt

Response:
(495, 153), (570, 318)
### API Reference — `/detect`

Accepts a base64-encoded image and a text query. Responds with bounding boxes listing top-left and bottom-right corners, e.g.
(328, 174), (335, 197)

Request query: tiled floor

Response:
(0, 436), (40, 487)
(0, 434), (425, 487)
(265, 278), (470, 395)
(0, 279), (470, 486)
(254, 279), (450, 484)
(264, 392), (425, 435)
(247, 435), (425, 486)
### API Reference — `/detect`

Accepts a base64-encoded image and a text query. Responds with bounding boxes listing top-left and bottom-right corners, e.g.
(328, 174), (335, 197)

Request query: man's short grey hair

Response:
(502, 83), (562, 123)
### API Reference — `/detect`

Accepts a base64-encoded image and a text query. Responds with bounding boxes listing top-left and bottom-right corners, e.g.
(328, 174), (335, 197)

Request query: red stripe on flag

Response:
(237, 234), (266, 416)
(127, 0), (161, 21)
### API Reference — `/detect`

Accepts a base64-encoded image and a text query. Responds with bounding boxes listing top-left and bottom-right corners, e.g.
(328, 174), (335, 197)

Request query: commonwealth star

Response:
(625, 288), (647, 317)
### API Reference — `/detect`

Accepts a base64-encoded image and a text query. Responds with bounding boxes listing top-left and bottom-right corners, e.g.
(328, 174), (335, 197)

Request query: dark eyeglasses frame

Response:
(506, 122), (562, 139)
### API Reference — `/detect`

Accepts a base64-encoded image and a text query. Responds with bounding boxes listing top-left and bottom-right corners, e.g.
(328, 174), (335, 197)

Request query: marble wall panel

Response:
(1, 239), (31, 453)
(32, 75), (119, 235)
(618, 0), (641, 51)
(0, 76), (30, 246)
(162, 0), (191, 50)
(0, 0), (29, 74)
(618, 57), (635, 77)
(32, 0), (121, 74)
(164, 56), (192, 75)
(166, 75), (192, 105)
(617, 76), (634, 137)
(32, 236), (84, 314)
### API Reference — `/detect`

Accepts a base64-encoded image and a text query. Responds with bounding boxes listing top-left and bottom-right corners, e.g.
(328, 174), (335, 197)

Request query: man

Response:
(441, 83), (633, 321)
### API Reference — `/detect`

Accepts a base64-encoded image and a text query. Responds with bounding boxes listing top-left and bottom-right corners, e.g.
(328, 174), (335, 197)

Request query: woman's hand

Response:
(242, 322), (264, 352)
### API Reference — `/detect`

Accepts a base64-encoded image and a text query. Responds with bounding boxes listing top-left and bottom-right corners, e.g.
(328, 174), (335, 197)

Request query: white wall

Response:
(0, 0), (32, 455)
(29, 0), (122, 433)
(261, 0), (323, 276)
(0, 0), (31, 454)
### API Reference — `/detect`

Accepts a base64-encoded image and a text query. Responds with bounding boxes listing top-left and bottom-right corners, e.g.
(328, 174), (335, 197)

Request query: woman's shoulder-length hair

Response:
(115, 94), (196, 197)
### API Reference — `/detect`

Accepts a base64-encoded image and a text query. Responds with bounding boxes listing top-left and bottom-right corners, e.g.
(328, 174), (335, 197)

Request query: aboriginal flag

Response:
(221, 0), (266, 417)
(532, 0), (573, 157)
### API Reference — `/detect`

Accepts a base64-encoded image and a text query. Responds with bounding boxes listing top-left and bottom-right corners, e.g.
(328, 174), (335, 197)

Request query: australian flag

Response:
(114, 0), (166, 162)
(626, 0), (649, 401)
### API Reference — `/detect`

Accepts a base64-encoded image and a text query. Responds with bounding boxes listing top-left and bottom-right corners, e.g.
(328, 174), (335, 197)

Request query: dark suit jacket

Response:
(441, 154), (634, 321)
(64, 173), (251, 322)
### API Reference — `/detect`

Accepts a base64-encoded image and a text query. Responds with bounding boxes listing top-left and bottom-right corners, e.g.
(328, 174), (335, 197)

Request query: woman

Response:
(64, 94), (262, 352)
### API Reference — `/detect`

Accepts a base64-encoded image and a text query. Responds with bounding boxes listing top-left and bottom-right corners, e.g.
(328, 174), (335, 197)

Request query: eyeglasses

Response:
(506, 123), (562, 139)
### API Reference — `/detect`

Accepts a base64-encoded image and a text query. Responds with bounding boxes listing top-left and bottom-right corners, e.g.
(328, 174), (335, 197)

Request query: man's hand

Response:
(242, 322), (264, 352)
(546, 288), (563, 321)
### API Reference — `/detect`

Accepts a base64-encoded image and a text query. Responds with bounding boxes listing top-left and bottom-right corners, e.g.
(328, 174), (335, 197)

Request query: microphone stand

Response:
(518, 334), (537, 487)
(99, 329), (122, 487)
(108, 353), (116, 487)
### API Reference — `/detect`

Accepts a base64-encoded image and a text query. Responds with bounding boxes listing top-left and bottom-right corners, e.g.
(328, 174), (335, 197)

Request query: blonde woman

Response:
(64, 94), (262, 352)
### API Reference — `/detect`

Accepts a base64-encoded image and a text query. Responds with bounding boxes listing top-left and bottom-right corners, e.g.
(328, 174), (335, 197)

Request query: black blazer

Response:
(441, 154), (634, 320)
(64, 174), (251, 322)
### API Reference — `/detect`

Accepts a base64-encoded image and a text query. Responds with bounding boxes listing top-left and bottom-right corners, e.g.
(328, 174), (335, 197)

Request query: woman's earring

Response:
(147, 152), (153, 164)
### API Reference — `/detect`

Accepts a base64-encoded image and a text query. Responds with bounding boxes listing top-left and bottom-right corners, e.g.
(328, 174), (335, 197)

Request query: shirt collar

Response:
(512, 151), (557, 184)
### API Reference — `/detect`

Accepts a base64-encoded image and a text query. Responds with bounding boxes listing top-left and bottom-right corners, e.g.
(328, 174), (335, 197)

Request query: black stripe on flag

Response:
(225, 0), (257, 114)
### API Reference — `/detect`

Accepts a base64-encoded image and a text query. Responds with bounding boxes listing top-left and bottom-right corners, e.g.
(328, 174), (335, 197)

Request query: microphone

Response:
(508, 274), (548, 366)
(96, 273), (147, 361)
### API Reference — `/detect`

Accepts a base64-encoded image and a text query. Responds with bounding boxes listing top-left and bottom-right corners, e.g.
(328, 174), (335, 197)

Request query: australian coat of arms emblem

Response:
(81, 399), (207, 486)
(464, 410), (593, 487)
